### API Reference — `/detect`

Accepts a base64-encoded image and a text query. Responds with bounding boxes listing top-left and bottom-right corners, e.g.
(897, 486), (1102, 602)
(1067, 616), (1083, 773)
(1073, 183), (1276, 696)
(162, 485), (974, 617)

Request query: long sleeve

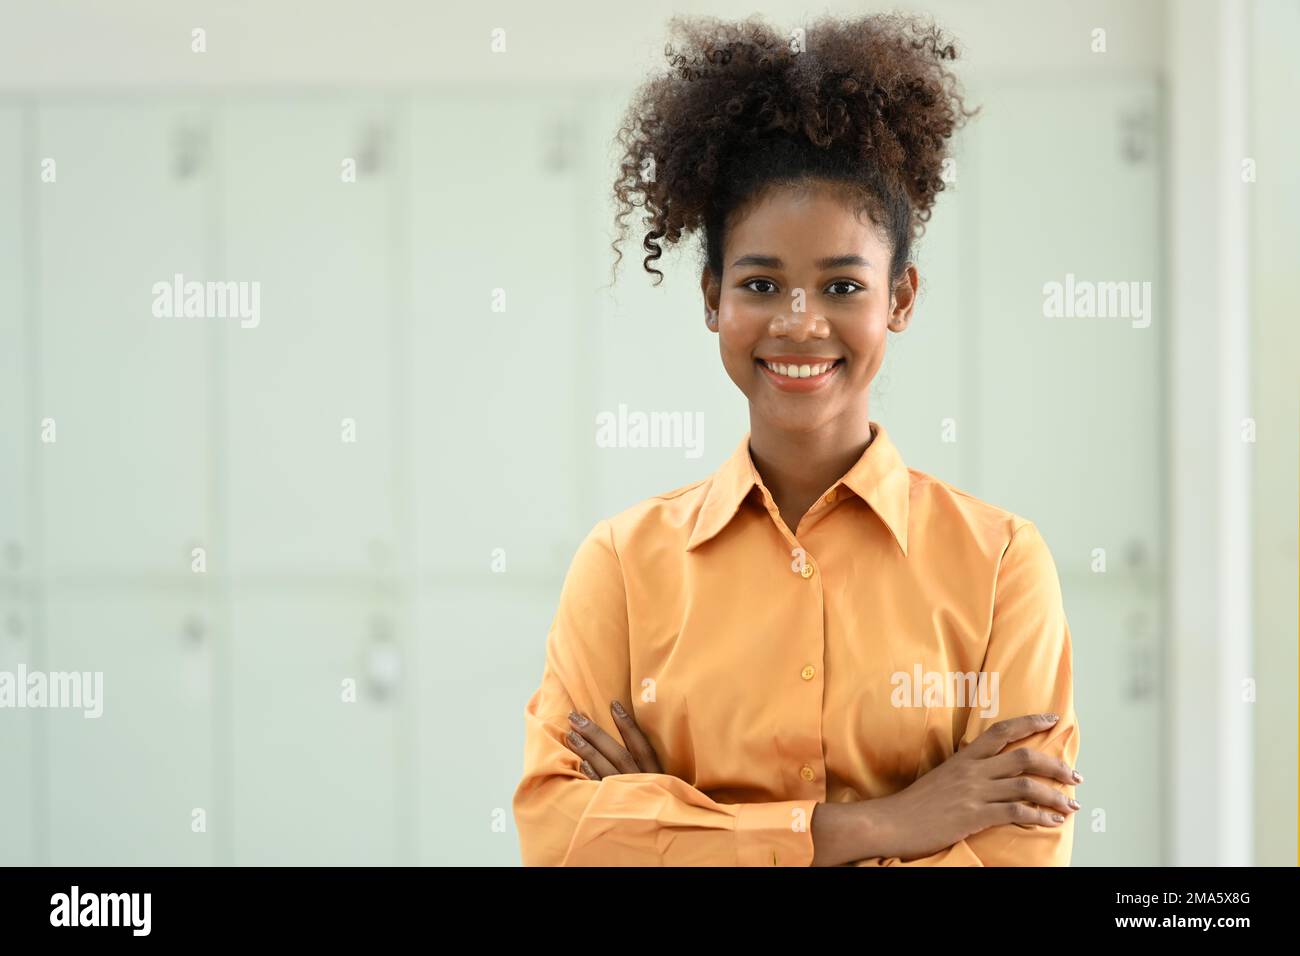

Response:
(855, 520), (1080, 866)
(512, 519), (821, 866)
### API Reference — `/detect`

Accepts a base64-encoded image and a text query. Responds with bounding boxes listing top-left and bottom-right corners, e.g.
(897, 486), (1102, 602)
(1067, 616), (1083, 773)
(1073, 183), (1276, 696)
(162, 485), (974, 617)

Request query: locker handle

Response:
(365, 618), (401, 701)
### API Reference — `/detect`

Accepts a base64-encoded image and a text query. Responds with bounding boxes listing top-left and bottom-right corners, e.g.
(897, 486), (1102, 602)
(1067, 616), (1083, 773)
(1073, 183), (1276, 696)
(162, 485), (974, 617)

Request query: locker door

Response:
(409, 94), (586, 581)
(416, 581), (559, 864)
(0, 106), (28, 580)
(0, 108), (35, 864)
(1062, 577), (1163, 864)
(968, 80), (1164, 865)
(230, 590), (400, 864)
(218, 98), (404, 862)
(0, 595), (37, 865)
(968, 81), (1163, 571)
(44, 587), (215, 865)
(35, 102), (212, 576)
(219, 99), (399, 577)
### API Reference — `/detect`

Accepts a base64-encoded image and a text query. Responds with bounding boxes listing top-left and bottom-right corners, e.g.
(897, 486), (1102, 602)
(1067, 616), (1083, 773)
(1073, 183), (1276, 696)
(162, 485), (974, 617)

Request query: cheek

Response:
(846, 326), (884, 359)
(716, 307), (763, 357)
(842, 303), (891, 356)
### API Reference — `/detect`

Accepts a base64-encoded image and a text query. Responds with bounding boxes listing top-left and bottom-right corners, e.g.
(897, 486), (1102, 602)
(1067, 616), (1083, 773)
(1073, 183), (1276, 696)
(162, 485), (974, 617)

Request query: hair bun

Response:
(612, 12), (976, 287)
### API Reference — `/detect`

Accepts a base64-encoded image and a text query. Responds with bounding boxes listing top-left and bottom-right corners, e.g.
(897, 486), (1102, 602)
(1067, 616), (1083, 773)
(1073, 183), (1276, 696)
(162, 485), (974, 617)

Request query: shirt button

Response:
(800, 562), (814, 579)
(823, 489), (837, 504)
(800, 765), (816, 782)
(801, 665), (816, 681)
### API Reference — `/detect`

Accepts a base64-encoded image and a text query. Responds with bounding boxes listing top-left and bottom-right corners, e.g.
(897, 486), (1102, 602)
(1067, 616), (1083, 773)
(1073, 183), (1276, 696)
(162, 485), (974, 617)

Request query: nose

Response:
(768, 310), (830, 342)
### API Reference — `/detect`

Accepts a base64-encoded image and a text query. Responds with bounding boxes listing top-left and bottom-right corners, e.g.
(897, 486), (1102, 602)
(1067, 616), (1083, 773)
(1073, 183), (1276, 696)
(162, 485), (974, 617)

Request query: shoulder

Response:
(902, 469), (1067, 631)
(904, 466), (1040, 557)
(594, 476), (712, 556)
(560, 473), (713, 568)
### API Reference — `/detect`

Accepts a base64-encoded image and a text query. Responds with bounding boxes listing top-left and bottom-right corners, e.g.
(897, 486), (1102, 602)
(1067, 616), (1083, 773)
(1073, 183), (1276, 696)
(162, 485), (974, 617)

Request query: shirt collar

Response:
(685, 421), (910, 556)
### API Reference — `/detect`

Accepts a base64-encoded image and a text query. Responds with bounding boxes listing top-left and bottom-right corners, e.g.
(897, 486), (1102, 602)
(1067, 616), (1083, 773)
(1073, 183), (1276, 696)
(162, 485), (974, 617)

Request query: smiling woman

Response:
(513, 11), (1081, 867)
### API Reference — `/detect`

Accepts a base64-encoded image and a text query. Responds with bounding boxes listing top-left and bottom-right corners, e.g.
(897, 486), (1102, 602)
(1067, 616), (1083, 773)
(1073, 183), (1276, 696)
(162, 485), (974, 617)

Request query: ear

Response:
(700, 268), (721, 331)
(888, 263), (919, 332)
(701, 268), (721, 312)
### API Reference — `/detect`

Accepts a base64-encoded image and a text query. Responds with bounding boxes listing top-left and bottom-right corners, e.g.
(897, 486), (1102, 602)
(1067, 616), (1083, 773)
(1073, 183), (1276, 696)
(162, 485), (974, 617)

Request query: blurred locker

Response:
(1061, 577), (1162, 864)
(34, 103), (212, 576)
(0, 105), (28, 581)
(32, 101), (217, 865)
(218, 99), (402, 862)
(969, 81), (1162, 572)
(44, 588), (215, 865)
(415, 582), (559, 865)
(969, 80), (1164, 864)
(229, 592), (400, 864)
(0, 106), (36, 865)
(0, 596), (37, 865)
(408, 93), (588, 863)
(219, 99), (399, 577)
(409, 94), (587, 582)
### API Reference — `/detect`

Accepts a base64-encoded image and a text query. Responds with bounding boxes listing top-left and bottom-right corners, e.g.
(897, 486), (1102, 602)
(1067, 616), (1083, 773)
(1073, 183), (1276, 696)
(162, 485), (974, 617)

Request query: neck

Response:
(747, 412), (875, 521)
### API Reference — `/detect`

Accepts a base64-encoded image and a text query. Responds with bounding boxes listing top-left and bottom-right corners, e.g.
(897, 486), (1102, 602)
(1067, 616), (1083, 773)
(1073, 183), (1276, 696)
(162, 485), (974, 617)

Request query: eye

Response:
(741, 278), (864, 296)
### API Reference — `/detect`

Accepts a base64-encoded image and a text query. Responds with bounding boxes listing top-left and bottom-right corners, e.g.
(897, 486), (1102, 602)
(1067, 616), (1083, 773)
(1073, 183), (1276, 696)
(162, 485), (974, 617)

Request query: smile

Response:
(755, 357), (844, 392)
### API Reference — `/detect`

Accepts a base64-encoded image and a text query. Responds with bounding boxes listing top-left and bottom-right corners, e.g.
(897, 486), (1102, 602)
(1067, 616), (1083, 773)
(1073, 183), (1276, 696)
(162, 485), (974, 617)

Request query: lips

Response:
(755, 357), (844, 392)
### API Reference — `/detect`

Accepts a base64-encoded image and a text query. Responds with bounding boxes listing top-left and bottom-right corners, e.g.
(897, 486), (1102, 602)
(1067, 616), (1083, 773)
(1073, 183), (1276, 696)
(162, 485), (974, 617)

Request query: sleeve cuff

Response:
(735, 799), (820, 866)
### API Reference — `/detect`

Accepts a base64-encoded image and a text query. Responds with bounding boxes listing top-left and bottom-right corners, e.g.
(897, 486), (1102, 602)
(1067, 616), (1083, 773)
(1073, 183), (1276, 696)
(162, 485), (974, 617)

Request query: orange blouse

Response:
(512, 420), (1079, 865)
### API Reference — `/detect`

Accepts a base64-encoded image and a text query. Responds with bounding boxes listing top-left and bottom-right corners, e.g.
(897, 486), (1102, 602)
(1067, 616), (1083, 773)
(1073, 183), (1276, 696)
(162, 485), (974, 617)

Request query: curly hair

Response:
(610, 12), (976, 289)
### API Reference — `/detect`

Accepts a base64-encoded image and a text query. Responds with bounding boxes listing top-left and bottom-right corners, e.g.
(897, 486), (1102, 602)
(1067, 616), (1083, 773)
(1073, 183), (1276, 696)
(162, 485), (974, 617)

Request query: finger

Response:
(986, 745), (1082, 787)
(610, 700), (663, 774)
(579, 759), (600, 781)
(987, 775), (1080, 818)
(989, 799), (1070, 828)
(963, 713), (1061, 760)
(564, 727), (619, 778)
(567, 711), (640, 774)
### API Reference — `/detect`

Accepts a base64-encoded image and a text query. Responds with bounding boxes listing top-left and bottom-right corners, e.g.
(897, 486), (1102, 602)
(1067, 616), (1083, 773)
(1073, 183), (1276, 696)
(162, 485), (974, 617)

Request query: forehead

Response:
(724, 182), (887, 260)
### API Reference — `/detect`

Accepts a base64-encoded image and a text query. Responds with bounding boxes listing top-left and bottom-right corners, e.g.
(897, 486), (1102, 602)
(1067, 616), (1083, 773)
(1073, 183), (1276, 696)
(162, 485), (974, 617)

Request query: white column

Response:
(1167, 0), (1254, 865)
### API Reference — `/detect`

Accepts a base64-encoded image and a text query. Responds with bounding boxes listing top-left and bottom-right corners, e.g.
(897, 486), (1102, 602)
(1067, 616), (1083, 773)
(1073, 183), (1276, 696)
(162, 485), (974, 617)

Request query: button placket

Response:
(793, 538), (824, 796)
(761, 479), (826, 796)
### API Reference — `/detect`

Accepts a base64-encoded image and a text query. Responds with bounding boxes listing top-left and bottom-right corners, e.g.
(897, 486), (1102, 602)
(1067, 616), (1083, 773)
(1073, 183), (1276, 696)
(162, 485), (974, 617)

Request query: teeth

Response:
(761, 359), (837, 378)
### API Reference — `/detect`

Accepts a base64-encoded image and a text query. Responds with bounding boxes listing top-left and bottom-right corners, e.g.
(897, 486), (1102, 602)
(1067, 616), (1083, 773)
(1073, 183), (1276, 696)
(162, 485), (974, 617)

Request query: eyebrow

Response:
(730, 254), (873, 270)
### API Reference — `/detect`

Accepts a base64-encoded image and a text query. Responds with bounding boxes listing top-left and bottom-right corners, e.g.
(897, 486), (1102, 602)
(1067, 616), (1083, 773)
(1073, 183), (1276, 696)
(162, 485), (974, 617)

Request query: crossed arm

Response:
(512, 519), (1080, 866)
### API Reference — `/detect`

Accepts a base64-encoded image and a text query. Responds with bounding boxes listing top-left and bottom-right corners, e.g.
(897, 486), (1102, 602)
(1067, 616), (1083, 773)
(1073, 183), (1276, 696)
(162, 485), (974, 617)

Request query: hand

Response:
(563, 700), (663, 780)
(863, 713), (1082, 861)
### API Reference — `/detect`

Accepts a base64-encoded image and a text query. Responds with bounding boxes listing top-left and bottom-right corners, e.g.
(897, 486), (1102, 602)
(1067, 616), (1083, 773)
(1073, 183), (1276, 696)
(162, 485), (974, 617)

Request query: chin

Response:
(764, 406), (836, 433)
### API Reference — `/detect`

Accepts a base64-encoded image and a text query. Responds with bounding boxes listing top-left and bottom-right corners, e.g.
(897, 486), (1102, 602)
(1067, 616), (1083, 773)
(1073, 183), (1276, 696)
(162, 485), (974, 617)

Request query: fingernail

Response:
(566, 730), (583, 747)
(1044, 713), (1059, 722)
(1072, 769), (1083, 783)
(611, 700), (626, 717)
(1068, 799), (1081, 810)
(1051, 813), (1064, 823)
(568, 711), (587, 727)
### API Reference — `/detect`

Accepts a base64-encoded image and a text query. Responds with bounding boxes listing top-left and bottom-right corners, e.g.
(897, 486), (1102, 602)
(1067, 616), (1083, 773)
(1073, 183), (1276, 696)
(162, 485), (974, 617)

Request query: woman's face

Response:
(701, 182), (918, 436)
